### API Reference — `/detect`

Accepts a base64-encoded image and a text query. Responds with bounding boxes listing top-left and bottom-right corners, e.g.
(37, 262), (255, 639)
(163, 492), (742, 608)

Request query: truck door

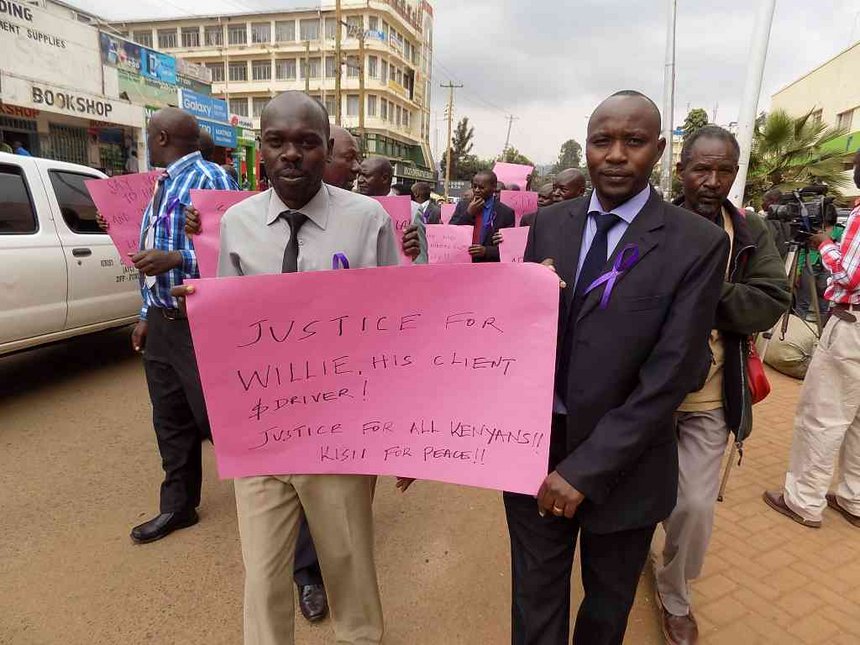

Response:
(0, 159), (67, 345)
(43, 166), (141, 329)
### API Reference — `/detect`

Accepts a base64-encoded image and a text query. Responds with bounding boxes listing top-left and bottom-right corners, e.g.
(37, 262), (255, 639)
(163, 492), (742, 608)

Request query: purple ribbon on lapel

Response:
(332, 253), (350, 270)
(584, 243), (640, 309)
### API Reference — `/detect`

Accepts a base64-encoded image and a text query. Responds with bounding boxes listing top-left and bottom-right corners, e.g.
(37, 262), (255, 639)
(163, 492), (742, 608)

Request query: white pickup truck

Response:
(0, 152), (141, 356)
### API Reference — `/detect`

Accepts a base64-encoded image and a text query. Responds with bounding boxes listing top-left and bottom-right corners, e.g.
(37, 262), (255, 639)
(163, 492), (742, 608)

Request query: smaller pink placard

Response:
(426, 224), (473, 264)
(190, 190), (256, 278)
(372, 195), (414, 265)
(499, 227), (530, 264)
(440, 203), (456, 225)
(500, 191), (539, 227)
(85, 171), (160, 266)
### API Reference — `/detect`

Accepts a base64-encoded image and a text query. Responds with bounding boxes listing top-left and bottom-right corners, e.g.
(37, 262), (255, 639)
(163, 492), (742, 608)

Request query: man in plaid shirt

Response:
(765, 150), (860, 530)
(129, 107), (238, 544)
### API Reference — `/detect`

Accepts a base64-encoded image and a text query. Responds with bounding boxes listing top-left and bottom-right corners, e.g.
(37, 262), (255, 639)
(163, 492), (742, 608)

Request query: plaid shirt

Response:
(820, 204), (860, 305)
(139, 152), (238, 319)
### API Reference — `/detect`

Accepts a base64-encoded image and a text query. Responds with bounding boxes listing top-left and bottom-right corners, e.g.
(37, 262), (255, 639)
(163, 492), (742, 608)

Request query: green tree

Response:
(457, 155), (493, 180)
(499, 146), (534, 167)
(746, 108), (851, 206)
(441, 117), (476, 181)
(553, 138), (582, 173)
(682, 108), (709, 140)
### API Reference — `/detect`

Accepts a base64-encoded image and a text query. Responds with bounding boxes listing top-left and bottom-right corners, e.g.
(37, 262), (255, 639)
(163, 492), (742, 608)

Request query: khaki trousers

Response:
(784, 316), (860, 522)
(657, 409), (728, 616)
(235, 474), (383, 645)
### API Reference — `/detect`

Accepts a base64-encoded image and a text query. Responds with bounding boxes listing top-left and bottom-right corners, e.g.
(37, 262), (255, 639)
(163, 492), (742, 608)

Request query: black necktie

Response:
(557, 212), (620, 399)
(281, 211), (307, 273)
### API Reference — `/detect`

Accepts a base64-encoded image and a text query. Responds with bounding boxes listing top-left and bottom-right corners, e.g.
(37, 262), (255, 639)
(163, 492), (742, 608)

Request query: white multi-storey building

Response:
(112, 0), (436, 183)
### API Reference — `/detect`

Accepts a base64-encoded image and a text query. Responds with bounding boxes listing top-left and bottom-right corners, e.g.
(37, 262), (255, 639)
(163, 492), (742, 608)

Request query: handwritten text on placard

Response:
(186, 264), (559, 494)
(426, 224), (473, 264)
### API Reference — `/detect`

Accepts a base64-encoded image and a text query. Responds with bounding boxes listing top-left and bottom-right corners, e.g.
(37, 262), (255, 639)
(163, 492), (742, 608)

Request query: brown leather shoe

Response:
(661, 607), (698, 645)
(826, 494), (860, 527)
(762, 490), (822, 528)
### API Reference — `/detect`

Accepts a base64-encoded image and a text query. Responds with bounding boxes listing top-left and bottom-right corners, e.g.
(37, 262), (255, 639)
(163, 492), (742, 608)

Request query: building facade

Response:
(111, 0), (436, 183)
(771, 40), (860, 199)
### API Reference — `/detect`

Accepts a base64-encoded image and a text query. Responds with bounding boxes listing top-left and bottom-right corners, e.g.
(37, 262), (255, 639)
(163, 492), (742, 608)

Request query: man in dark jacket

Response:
(657, 126), (790, 645)
(449, 169), (515, 261)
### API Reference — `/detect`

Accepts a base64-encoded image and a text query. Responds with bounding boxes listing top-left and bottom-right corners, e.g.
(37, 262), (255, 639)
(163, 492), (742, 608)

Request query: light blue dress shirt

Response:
(574, 185), (652, 287)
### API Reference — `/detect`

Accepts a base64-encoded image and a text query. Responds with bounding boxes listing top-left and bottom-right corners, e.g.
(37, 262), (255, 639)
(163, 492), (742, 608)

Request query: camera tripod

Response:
(717, 239), (825, 502)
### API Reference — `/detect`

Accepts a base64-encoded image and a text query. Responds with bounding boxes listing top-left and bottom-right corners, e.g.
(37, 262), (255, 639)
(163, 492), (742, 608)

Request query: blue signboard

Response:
(140, 48), (177, 85)
(179, 89), (229, 123)
(199, 119), (237, 148)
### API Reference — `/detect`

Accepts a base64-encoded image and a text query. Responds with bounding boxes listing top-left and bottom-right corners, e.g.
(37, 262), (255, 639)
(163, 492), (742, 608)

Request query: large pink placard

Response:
(190, 190), (256, 278)
(500, 190), (539, 227)
(426, 224), (473, 264)
(440, 203), (456, 225)
(372, 195), (414, 265)
(186, 263), (559, 494)
(499, 227), (531, 264)
(85, 171), (159, 267)
(493, 162), (533, 191)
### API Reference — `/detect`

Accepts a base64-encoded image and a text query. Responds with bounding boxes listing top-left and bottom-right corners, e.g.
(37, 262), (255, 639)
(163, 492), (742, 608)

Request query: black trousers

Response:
(144, 310), (322, 583)
(503, 494), (655, 645)
(143, 311), (210, 513)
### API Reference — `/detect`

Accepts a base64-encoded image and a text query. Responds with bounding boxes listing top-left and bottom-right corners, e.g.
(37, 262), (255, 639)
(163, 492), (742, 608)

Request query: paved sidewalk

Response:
(651, 369), (860, 644)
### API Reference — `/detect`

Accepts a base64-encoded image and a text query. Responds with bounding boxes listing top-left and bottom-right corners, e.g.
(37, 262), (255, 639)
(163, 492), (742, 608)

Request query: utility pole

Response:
(334, 0), (342, 125)
(440, 81), (463, 201)
(660, 0), (677, 199)
(357, 27), (366, 154)
(729, 0), (777, 207)
(502, 114), (519, 158)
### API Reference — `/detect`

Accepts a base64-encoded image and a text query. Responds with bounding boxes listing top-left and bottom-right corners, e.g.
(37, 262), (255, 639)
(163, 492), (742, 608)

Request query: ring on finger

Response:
(552, 504), (564, 515)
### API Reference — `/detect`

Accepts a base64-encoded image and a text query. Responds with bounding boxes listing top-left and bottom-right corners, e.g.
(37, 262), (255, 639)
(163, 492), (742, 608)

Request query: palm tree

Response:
(746, 109), (852, 206)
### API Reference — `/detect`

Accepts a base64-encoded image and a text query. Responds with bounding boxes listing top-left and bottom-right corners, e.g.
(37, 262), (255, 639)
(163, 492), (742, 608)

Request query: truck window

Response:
(0, 164), (38, 235)
(49, 170), (104, 234)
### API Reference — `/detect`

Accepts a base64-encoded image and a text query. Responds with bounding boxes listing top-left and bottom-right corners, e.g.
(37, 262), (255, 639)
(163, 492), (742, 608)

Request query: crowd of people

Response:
(95, 87), (860, 645)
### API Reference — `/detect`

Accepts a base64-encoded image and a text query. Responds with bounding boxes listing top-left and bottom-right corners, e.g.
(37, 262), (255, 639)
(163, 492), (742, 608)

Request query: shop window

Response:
(132, 30), (152, 48)
(229, 98), (249, 117)
(49, 171), (102, 234)
(251, 22), (271, 44)
(204, 25), (223, 47)
(181, 27), (200, 48)
(0, 164), (37, 234)
(47, 124), (87, 167)
(228, 61), (248, 82)
(205, 62), (224, 82)
(228, 24), (248, 46)
(252, 97), (269, 117)
(157, 29), (178, 49)
(276, 20), (295, 42)
(275, 59), (297, 80)
(299, 19), (319, 41)
(251, 60), (272, 81)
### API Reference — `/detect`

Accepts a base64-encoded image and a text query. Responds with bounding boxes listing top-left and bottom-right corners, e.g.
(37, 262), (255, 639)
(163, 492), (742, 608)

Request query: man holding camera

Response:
(765, 150), (860, 530)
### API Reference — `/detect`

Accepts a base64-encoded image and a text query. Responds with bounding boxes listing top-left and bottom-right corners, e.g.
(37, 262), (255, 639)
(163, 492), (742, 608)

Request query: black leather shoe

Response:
(130, 510), (199, 544)
(298, 584), (328, 622)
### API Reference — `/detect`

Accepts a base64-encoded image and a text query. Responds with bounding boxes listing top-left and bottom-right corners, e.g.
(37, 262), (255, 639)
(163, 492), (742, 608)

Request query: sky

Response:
(68, 0), (860, 165)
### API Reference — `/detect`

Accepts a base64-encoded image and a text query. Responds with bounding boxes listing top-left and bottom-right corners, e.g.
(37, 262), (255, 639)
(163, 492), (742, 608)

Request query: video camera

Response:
(767, 185), (838, 243)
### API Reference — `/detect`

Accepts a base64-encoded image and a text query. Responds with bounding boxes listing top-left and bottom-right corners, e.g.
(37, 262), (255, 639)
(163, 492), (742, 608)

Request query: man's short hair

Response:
(475, 170), (498, 185)
(609, 90), (662, 131)
(679, 125), (740, 166)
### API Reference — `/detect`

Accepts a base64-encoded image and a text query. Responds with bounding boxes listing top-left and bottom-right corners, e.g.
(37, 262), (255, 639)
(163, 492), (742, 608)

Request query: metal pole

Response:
(502, 114), (518, 159)
(659, 0), (677, 198)
(334, 0), (342, 125)
(440, 82), (462, 201)
(729, 0), (777, 207)
(358, 29), (366, 155)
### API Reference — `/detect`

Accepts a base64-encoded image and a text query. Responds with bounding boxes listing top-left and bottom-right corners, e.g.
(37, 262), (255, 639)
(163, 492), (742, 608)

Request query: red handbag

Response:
(747, 338), (771, 405)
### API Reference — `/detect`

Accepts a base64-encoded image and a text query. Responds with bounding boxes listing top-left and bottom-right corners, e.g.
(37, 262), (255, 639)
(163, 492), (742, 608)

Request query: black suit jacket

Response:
(525, 189), (729, 534)
(449, 198), (515, 262)
(422, 202), (442, 225)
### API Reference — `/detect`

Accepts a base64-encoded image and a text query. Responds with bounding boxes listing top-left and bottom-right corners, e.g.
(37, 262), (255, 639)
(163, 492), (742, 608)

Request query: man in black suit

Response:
(412, 181), (442, 224)
(449, 169), (515, 261)
(506, 90), (729, 645)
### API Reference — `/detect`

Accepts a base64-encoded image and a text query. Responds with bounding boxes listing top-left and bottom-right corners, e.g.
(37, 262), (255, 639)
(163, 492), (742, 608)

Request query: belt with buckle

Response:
(832, 303), (859, 323)
(154, 307), (186, 321)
